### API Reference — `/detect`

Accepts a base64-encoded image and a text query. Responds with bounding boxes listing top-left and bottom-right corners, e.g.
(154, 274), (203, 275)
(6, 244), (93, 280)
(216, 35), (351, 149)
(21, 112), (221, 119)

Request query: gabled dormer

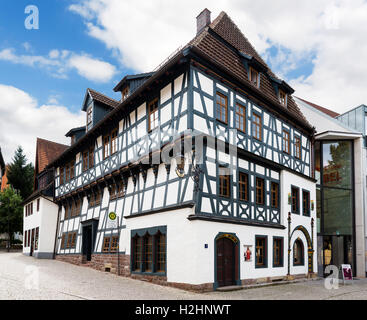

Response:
(269, 76), (294, 107)
(113, 72), (154, 102)
(239, 52), (268, 89)
(65, 127), (86, 145)
(82, 88), (120, 132)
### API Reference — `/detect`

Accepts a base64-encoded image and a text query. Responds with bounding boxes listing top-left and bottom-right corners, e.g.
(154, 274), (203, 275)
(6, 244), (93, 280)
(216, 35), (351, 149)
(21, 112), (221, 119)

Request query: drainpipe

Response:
(53, 205), (61, 259)
(287, 212), (291, 277)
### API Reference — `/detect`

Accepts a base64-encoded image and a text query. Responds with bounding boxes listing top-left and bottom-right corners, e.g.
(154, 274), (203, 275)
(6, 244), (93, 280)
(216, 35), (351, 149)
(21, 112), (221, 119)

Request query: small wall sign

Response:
(243, 245), (252, 262)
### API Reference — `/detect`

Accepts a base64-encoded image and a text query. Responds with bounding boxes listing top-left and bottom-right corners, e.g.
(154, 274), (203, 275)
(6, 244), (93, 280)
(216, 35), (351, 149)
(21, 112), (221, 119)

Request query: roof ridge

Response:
(295, 97), (340, 118)
(36, 137), (69, 148)
(87, 88), (120, 104)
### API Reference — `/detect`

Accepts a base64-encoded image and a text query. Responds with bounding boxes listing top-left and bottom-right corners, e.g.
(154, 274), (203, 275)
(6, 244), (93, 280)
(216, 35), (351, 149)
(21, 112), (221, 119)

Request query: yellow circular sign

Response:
(109, 212), (117, 220)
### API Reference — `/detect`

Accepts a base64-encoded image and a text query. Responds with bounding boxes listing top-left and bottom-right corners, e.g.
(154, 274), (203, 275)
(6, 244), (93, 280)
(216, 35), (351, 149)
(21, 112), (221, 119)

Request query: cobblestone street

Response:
(1, 252), (367, 300)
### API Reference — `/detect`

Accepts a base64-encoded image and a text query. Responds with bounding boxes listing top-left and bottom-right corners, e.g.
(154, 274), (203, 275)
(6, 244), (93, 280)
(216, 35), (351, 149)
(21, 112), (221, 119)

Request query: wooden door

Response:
(217, 237), (235, 287)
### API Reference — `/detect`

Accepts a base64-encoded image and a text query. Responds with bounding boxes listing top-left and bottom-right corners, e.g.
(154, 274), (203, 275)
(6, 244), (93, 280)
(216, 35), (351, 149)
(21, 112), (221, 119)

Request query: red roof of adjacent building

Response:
(296, 97), (340, 118)
(1, 165), (8, 191)
(35, 138), (69, 175)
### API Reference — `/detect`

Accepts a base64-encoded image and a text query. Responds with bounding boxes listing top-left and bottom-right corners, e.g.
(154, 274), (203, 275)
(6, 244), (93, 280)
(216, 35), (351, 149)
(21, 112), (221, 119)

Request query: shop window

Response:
(255, 236), (267, 268)
(131, 227), (167, 275)
(293, 239), (304, 266)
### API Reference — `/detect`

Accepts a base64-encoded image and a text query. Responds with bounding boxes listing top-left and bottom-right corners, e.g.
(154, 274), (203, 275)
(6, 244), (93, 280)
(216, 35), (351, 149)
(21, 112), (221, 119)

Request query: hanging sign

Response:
(107, 212), (118, 229)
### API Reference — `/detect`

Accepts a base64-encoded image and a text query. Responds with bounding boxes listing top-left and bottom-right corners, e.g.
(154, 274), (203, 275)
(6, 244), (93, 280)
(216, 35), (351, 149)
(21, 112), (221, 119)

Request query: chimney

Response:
(196, 8), (211, 34)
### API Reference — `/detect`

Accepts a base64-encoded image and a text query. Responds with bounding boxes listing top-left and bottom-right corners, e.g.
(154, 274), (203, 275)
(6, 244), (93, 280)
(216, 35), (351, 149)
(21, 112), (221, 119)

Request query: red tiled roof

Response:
(88, 88), (120, 109)
(296, 97), (340, 118)
(187, 11), (310, 128)
(35, 138), (69, 175)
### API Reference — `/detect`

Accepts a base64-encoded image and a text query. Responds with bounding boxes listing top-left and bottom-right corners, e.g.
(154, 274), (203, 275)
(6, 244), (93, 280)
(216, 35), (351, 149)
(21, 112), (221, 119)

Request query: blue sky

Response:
(0, 0), (367, 165)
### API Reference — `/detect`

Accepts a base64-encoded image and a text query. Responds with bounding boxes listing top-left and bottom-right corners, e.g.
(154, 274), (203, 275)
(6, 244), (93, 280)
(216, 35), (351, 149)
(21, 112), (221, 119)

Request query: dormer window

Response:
(121, 87), (129, 102)
(279, 90), (287, 106)
(87, 107), (92, 127)
(249, 67), (259, 88)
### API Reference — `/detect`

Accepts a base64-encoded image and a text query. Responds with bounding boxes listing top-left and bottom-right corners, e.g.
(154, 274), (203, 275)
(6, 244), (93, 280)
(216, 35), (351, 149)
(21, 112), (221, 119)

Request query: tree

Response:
(6, 146), (34, 200)
(0, 187), (23, 251)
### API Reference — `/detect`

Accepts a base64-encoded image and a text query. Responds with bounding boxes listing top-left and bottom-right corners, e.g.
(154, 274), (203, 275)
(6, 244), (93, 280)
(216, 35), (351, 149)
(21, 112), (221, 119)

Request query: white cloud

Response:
(69, 0), (367, 113)
(68, 54), (117, 82)
(0, 84), (85, 165)
(0, 48), (117, 83)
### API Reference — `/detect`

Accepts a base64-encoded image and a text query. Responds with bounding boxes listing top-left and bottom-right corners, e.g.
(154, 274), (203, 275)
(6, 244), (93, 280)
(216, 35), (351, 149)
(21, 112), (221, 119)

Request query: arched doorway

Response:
(290, 225), (313, 273)
(215, 233), (240, 288)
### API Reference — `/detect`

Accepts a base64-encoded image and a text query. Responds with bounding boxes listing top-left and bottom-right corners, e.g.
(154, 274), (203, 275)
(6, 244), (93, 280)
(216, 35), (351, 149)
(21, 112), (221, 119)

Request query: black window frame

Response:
(273, 237), (284, 268)
(291, 185), (300, 214)
(302, 189), (311, 217)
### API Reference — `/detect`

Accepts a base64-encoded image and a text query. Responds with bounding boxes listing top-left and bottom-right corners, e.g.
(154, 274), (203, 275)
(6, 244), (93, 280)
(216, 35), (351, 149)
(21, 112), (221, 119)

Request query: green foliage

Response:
(6, 146), (34, 200)
(0, 187), (23, 242)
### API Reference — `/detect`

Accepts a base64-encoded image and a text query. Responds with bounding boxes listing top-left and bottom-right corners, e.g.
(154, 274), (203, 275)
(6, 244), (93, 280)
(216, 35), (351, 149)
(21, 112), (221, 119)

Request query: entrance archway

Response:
(214, 233), (240, 288)
(290, 225), (313, 273)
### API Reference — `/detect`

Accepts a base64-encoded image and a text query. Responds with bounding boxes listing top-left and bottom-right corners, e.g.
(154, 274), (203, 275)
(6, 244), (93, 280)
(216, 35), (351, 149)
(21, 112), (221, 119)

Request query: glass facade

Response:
(315, 140), (355, 276)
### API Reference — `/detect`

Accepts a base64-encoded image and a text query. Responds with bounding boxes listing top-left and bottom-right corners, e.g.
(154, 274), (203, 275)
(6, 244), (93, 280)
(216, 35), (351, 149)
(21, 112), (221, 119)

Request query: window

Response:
(291, 186), (300, 214)
(133, 237), (142, 272)
(60, 167), (64, 185)
(293, 239), (304, 266)
(37, 199), (40, 212)
(156, 233), (166, 273)
(103, 135), (110, 159)
(282, 130), (290, 154)
(144, 235), (153, 272)
(148, 99), (159, 131)
(71, 232), (77, 248)
(103, 236), (111, 252)
(83, 150), (89, 172)
(70, 161), (75, 180)
(89, 145), (94, 168)
(109, 181), (125, 200)
(219, 166), (230, 198)
(239, 172), (248, 201)
(28, 230), (30, 248)
(87, 107), (92, 126)
(273, 237), (283, 267)
(65, 164), (70, 183)
(295, 136), (301, 159)
(61, 234), (66, 249)
(131, 228), (166, 275)
(70, 199), (81, 217)
(216, 92), (228, 124)
(121, 87), (129, 101)
(256, 177), (265, 205)
(90, 190), (101, 208)
(249, 67), (259, 87)
(235, 103), (246, 133)
(111, 129), (118, 154)
(24, 230), (28, 247)
(271, 182), (279, 208)
(302, 190), (310, 216)
(255, 236), (267, 268)
(66, 233), (73, 249)
(111, 236), (119, 252)
(279, 90), (287, 106)
(252, 113), (262, 141)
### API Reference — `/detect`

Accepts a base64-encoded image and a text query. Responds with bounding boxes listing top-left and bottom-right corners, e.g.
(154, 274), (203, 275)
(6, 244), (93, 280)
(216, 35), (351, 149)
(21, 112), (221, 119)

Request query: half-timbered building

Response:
(44, 9), (317, 290)
(23, 138), (68, 258)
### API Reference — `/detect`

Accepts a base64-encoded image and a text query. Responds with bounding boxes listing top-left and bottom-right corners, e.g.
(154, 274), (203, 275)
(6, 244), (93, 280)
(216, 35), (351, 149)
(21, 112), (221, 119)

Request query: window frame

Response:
(279, 90), (287, 106)
(295, 136), (302, 160)
(103, 134), (110, 160)
(302, 189), (310, 217)
(252, 113), (262, 141)
(255, 235), (268, 268)
(270, 182), (279, 208)
(148, 98), (159, 132)
(255, 177), (265, 206)
(291, 186), (300, 214)
(216, 92), (228, 124)
(238, 171), (249, 202)
(235, 102), (246, 133)
(282, 129), (290, 154)
(249, 67), (259, 88)
(273, 237), (284, 268)
(89, 145), (94, 169)
(87, 107), (92, 126)
(219, 166), (231, 198)
(111, 129), (118, 155)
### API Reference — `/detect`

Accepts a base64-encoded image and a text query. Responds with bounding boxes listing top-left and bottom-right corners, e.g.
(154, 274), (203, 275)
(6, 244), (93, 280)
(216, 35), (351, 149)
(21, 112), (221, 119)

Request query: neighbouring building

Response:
(295, 97), (366, 278)
(23, 138), (68, 258)
(30, 10), (317, 290)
